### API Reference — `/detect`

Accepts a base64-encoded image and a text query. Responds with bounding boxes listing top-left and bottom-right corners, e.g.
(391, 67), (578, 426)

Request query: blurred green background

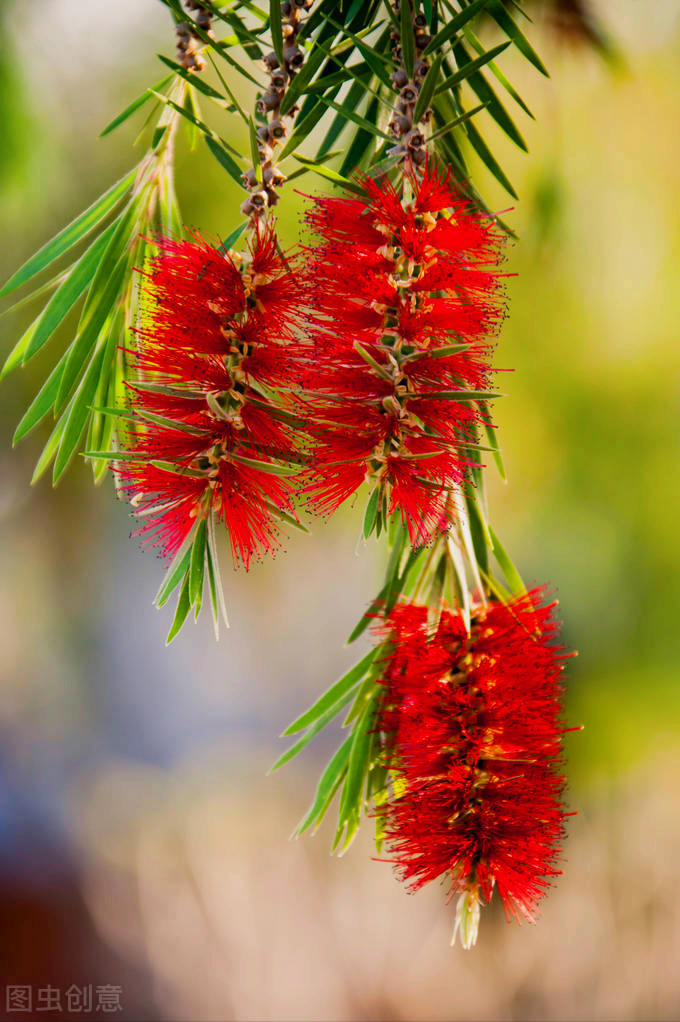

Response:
(1, 2), (679, 1020)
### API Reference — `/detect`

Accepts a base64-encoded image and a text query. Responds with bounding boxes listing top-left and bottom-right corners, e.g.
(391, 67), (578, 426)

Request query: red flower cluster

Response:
(302, 163), (505, 544)
(115, 226), (305, 568)
(375, 590), (569, 947)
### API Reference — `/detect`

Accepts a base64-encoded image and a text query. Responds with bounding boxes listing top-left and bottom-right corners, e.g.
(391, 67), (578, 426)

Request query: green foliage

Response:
(0, 0), (550, 645)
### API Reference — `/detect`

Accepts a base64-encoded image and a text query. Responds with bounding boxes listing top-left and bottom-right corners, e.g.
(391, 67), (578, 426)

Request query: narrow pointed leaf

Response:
(463, 118), (518, 199)
(0, 169), (136, 298)
(296, 736), (352, 836)
(5, 222), (119, 378)
(413, 51), (444, 123)
(55, 249), (130, 411)
(53, 339), (110, 482)
(488, 2), (549, 76)
(478, 398), (505, 480)
(423, 0), (489, 56)
(271, 683), (363, 772)
(452, 40), (527, 151)
(31, 403), (71, 484)
(363, 486), (380, 538)
(99, 76), (172, 136)
(436, 41), (510, 95)
(205, 136), (245, 185)
(12, 349), (68, 445)
(489, 525), (526, 595)
(282, 647), (378, 736)
(155, 540), (193, 608)
(400, 0), (415, 78)
(189, 516), (207, 610)
(219, 221), (248, 252)
(269, 0), (285, 68)
(166, 572), (192, 644)
(291, 153), (364, 193)
(157, 55), (229, 103)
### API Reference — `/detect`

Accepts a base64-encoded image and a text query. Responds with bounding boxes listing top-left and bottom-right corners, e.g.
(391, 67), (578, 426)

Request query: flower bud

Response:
(452, 890), (481, 951)
(284, 44), (304, 69)
(256, 91), (280, 114)
(269, 118), (287, 140)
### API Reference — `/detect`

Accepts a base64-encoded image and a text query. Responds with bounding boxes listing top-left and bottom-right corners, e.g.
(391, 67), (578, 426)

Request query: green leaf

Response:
(463, 117), (518, 199)
(229, 452), (298, 475)
(410, 389), (503, 402)
(413, 51), (444, 123)
(12, 348), (68, 445)
(278, 95), (333, 160)
(150, 90), (246, 150)
(315, 77), (368, 160)
(451, 40), (527, 151)
(423, 342), (473, 359)
(428, 102), (487, 141)
(279, 46), (327, 116)
(436, 41), (510, 95)
(204, 542), (219, 638)
(424, 0), (489, 56)
(155, 540), (193, 608)
(248, 116), (261, 182)
(156, 56), (230, 104)
(363, 486), (380, 538)
(31, 401), (71, 484)
(346, 585), (387, 645)
(291, 153), (363, 193)
(478, 398), (505, 480)
(189, 519), (205, 605)
(400, 0), (415, 78)
(55, 247), (130, 411)
(2, 221), (118, 381)
(261, 498), (309, 533)
(99, 75), (172, 136)
(317, 94), (393, 142)
(205, 136), (245, 185)
(269, 0), (285, 68)
(339, 94), (380, 176)
(295, 736), (352, 836)
(207, 511), (230, 631)
(167, 572), (192, 644)
(270, 683), (363, 773)
(219, 221), (249, 252)
(463, 26), (534, 118)
(189, 516), (207, 610)
(334, 693), (376, 852)
(489, 525), (526, 595)
(0, 168), (136, 298)
(53, 335), (110, 482)
(488, 1), (549, 77)
(282, 646), (378, 736)
(465, 487), (489, 573)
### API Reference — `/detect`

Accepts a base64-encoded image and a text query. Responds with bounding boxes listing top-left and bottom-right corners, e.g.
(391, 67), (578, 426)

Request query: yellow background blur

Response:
(1, 2), (679, 1020)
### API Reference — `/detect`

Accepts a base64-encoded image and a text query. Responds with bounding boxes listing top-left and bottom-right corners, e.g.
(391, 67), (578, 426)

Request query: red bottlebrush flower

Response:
(375, 589), (571, 947)
(301, 162), (506, 544)
(114, 223), (306, 569)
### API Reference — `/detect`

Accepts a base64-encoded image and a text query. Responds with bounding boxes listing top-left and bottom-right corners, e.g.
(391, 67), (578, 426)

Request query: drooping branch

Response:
(241, 0), (314, 219)
(388, 0), (433, 169)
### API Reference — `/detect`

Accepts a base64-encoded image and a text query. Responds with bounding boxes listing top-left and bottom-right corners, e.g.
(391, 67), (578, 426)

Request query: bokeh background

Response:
(1, 2), (679, 1020)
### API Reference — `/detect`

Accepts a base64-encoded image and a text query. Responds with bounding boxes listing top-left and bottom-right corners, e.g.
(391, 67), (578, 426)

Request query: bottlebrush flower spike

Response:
(114, 224), (307, 570)
(375, 589), (571, 948)
(301, 162), (506, 544)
